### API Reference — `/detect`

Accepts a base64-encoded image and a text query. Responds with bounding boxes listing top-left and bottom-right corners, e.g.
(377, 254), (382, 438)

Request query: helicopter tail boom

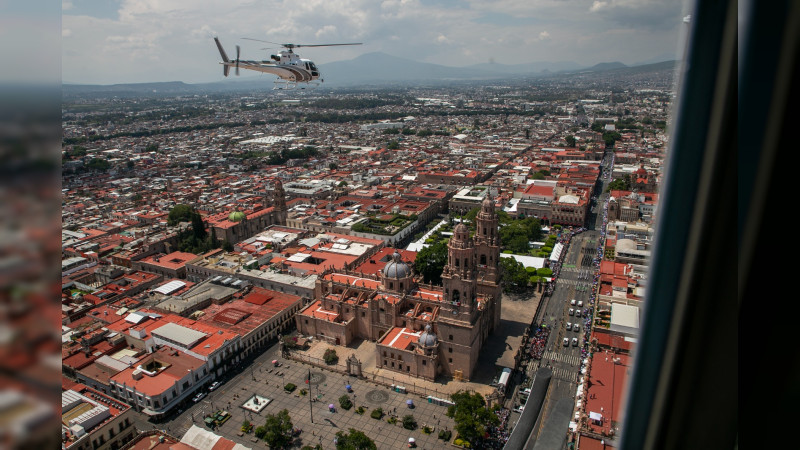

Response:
(214, 37), (231, 77)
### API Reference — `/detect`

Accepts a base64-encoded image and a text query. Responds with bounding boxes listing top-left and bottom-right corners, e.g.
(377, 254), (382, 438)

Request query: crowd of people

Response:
(482, 407), (512, 448)
(528, 325), (551, 360)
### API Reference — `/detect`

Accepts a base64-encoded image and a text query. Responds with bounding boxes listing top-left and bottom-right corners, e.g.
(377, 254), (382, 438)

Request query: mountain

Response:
(62, 57), (678, 95)
(583, 62), (628, 72)
(319, 52), (504, 85)
(466, 61), (583, 75)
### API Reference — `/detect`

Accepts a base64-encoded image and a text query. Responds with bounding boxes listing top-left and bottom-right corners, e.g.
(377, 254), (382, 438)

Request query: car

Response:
(573, 324), (580, 332)
(193, 392), (207, 403)
(577, 301), (583, 308)
(566, 322), (572, 331)
(570, 299), (577, 306)
(209, 381), (221, 391)
(572, 338), (578, 347)
(563, 338), (569, 347)
(569, 308), (575, 316)
(575, 310), (582, 318)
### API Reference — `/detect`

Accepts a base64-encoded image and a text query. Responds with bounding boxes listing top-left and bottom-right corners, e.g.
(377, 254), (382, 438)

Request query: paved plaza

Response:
(136, 286), (542, 448)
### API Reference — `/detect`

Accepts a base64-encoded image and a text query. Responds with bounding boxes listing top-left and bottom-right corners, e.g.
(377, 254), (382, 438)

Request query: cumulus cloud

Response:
(62, 0), (684, 83)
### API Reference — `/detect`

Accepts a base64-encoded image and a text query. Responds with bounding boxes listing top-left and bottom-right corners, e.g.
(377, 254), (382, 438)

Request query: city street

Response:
(129, 338), (459, 449)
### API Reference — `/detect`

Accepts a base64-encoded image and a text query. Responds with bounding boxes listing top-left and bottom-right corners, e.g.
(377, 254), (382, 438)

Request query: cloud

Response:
(62, 0), (684, 84)
(62, 1), (73, 10)
(63, 29), (72, 37)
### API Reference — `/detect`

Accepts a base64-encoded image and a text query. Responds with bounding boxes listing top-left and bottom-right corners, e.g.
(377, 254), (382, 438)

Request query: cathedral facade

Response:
(295, 197), (502, 381)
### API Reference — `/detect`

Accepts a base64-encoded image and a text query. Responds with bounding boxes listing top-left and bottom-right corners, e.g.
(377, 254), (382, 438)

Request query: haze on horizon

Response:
(61, 0), (687, 85)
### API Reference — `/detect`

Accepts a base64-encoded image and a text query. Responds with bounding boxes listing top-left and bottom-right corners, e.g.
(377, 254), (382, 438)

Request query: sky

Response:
(62, 0), (688, 84)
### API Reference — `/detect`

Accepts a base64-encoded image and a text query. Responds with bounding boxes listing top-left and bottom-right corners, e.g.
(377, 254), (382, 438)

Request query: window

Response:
(449, 334), (453, 340)
(448, 358), (452, 363)
(448, 347), (452, 353)
(422, 360), (426, 366)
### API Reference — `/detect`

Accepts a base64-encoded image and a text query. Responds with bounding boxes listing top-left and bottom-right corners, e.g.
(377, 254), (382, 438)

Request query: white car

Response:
(573, 324), (580, 332)
(570, 299), (577, 306)
(578, 301), (584, 308)
(209, 381), (221, 391)
(569, 308), (575, 316)
(563, 338), (569, 347)
(572, 338), (579, 347)
(193, 392), (206, 403)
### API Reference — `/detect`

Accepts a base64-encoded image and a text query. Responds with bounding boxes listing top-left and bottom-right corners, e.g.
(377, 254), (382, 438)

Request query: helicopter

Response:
(214, 37), (361, 89)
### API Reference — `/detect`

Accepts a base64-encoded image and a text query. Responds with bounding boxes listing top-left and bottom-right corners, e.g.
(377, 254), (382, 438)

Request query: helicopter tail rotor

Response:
(235, 45), (240, 76)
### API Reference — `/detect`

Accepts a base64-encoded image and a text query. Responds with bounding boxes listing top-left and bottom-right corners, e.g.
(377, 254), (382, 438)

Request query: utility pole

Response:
(308, 369), (313, 424)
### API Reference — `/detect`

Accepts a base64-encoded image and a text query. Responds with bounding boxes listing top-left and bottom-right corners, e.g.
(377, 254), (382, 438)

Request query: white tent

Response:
(589, 411), (603, 421)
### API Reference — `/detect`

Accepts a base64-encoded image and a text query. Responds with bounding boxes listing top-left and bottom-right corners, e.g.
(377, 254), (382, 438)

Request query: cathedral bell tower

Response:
(441, 223), (478, 321)
(273, 179), (287, 226)
(474, 195), (502, 330)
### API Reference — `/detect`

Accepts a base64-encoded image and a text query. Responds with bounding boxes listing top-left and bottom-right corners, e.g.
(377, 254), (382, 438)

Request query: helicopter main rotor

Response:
(241, 38), (362, 51)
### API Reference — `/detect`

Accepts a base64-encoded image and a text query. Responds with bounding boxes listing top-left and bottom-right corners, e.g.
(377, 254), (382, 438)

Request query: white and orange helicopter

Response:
(214, 37), (361, 89)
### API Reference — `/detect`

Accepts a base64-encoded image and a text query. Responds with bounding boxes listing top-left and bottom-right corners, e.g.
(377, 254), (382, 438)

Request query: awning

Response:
(589, 411), (603, 421)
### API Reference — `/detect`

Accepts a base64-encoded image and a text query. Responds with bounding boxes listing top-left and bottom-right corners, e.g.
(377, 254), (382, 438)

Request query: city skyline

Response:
(62, 0), (686, 84)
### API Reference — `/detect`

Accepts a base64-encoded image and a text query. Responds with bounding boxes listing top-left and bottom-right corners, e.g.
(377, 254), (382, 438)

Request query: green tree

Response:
(387, 140), (400, 150)
(402, 414), (417, 430)
(335, 428), (377, 450)
(565, 135), (577, 147)
(500, 257), (529, 293)
(222, 240), (234, 252)
(262, 409), (293, 448)
(447, 391), (499, 447)
(329, 163), (338, 170)
(191, 212), (207, 240)
(414, 240), (448, 285)
(87, 157), (110, 171)
(168, 204), (194, 226)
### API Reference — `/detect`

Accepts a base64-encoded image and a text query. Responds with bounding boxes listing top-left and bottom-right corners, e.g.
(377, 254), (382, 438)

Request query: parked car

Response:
(193, 392), (207, 403)
(577, 301), (583, 308)
(572, 338), (579, 347)
(569, 308), (575, 316)
(573, 324), (580, 332)
(209, 381), (221, 391)
(563, 338), (569, 347)
(566, 322), (572, 331)
(570, 299), (577, 306)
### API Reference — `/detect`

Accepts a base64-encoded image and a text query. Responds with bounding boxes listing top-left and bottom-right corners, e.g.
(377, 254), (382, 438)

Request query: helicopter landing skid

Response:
(272, 80), (320, 90)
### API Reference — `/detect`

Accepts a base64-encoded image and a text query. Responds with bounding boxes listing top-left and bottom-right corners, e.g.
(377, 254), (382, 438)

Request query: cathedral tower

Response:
(474, 196), (502, 330)
(273, 179), (287, 226)
(441, 223), (478, 322)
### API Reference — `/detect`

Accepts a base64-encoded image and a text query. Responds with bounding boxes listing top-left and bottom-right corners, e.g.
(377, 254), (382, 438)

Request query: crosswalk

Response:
(542, 351), (582, 366)
(551, 366), (577, 381)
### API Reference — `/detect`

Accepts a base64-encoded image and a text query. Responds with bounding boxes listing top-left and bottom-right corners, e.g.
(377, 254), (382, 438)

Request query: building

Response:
(62, 386), (136, 450)
(295, 196), (502, 381)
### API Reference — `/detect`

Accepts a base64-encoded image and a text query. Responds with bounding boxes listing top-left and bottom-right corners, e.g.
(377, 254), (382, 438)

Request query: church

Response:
(295, 197), (502, 381)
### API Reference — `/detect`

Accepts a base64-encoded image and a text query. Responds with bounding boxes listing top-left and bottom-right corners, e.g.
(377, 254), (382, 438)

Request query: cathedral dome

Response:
(418, 324), (438, 347)
(228, 211), (246, 222)
(453, 223), (470, 241)
(383, 251), (412, 279)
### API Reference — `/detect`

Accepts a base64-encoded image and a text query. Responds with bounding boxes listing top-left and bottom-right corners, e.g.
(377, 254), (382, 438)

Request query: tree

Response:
(87, 157), (110, 172)
(414, 240), (448, 285)
(565, 135), (577, 147)
(324, 348), (338, 365)
(447, 391), (499, 447)
(500, 257), (529, 293)
(387, 140), (400, 150)
(191, 211), (207, 240)
(335, 428), (377, 450)
(262, 409), (293, 449)
(168, 204), (194, 226)
(339, 394), (353, 410)
(222, 240), (234, 252)
(402, 414), (417, 430)
(329, 163), (338, 170)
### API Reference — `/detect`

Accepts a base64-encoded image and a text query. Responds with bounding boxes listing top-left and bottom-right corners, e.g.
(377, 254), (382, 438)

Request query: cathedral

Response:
(295, 197), (502, 381)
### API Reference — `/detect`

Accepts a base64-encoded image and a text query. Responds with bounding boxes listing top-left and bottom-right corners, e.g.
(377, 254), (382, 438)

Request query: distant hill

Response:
(584, 62), (628, 72)
(62, 57), (678, 96)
